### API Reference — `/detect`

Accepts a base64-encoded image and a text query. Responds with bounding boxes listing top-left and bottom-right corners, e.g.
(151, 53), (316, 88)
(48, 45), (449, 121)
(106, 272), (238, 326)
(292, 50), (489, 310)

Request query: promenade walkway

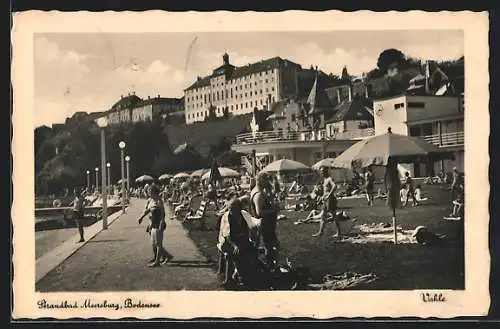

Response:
(36, 198), (221, 291)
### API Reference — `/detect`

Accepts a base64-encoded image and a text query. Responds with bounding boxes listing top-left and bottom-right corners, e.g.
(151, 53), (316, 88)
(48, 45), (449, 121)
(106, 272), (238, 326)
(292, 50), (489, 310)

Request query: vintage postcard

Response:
(12, 10), (490, 319)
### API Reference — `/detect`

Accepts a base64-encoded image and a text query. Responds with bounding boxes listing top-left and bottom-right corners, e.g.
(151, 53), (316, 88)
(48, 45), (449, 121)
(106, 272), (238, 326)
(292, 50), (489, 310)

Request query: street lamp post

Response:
(95, 167), (99, 193)
(86, 170), (90, 191)
(119, 141), (126, 212)
(97, 117), (109, 230)
(125, 156), (130, 202)
(106, 162), (111, 193)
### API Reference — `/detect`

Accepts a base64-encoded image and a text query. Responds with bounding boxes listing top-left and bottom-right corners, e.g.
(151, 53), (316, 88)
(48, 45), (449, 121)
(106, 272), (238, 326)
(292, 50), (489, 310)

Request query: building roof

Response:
(185, 76), (211, 91)
(111, 94), (142, 110)
(184, 56), (302, 92)
(326, 96), (373, 124)
(137, 97), (183, 107)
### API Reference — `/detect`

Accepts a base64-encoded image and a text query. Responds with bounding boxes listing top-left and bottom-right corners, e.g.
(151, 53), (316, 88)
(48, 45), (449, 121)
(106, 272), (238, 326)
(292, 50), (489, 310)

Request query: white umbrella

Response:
(311, 158), (336, 170)
(201, 167), (241, 180)
(259, 159), (311, 174)
(173, 172), (190, 180)
(190, 169), (208, 177)
(158, 174), (173, 181)
(135, 175), (154, 183)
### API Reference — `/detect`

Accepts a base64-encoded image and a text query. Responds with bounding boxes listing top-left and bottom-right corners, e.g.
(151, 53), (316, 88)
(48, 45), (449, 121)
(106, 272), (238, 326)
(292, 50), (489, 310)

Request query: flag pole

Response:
(425, 60), (430, 95)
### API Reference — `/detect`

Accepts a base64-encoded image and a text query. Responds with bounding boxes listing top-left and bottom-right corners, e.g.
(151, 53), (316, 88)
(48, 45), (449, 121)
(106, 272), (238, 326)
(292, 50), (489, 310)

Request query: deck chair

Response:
(174, 197), (193, 219)
(184, 200), (208, 221)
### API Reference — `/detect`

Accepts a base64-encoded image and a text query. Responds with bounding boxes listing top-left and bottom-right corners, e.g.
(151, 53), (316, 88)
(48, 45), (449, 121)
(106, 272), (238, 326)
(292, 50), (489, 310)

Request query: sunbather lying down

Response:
(294, 210), (358, 234)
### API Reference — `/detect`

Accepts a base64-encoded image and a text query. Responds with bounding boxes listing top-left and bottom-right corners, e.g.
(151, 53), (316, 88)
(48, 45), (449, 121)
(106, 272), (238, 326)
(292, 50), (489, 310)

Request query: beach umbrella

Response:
(173, 172), (190, 180)
(332, 127), (454, 244)
(311, 158), (336, 170)
(259, 159), (311, 174)
(190, 168), (208, 177)
(267, 112), (286, 121)
(158, 174), (173, 181)
(332, 127), (453, 170)
(135, 175), (154, 183)
(201, 167), (241, 181)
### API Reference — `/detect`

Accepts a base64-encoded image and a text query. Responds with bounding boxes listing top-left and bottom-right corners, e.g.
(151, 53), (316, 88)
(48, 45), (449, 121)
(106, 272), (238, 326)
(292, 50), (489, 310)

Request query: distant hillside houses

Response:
(103, 92), (184, 125)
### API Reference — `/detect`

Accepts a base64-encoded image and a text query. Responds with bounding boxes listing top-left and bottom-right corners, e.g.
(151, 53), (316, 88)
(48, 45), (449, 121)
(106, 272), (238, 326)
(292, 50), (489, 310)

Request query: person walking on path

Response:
(70, 188), (87, 243)
(138, 184), (173, 267)
(312, 167), (341, 238)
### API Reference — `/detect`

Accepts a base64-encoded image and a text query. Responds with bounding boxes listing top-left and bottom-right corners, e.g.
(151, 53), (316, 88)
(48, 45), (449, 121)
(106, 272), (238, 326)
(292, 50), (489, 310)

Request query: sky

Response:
(34, 30), (463, 127)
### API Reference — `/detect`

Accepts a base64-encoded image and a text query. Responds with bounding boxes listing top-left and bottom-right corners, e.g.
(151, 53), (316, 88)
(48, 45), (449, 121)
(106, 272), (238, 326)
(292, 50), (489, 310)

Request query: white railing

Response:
(421, 131), (464, 147)
(235, 128), (375, 145)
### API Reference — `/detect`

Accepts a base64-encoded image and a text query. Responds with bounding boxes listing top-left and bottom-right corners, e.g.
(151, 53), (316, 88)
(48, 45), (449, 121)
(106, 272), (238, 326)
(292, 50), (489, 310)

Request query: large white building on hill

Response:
(183, 53), (303, 124)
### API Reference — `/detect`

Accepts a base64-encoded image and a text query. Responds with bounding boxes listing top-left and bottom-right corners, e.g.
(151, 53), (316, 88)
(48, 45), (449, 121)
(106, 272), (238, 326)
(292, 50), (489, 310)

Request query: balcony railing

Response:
(421, 131), (464, 147)
(235, 128), (375, 145)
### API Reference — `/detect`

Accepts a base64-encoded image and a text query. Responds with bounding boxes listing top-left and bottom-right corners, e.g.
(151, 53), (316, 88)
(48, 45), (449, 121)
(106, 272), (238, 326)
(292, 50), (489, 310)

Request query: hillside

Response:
(164, 113), (253, 156)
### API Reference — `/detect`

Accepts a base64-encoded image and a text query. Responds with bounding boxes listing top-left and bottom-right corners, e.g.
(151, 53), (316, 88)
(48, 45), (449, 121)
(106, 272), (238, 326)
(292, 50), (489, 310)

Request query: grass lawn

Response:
(181, 183), (464, 290)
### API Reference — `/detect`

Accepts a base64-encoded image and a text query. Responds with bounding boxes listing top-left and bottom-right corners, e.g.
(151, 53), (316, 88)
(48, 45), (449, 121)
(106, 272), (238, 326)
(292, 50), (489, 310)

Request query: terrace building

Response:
(232, 72), (376, 180)
(373, 93), (464, 176)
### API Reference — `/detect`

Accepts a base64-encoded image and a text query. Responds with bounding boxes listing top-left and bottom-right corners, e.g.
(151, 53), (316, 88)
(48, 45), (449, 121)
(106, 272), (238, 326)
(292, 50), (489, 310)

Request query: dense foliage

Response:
(35, 114), (247, 195)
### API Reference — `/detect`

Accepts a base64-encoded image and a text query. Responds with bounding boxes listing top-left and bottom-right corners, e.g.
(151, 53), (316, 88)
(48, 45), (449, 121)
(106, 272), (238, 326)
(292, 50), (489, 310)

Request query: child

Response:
(414, 184), (428, 203)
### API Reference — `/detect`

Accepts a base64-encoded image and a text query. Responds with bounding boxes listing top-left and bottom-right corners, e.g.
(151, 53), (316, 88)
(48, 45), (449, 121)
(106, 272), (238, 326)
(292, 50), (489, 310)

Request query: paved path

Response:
(36, 198), (222, 291)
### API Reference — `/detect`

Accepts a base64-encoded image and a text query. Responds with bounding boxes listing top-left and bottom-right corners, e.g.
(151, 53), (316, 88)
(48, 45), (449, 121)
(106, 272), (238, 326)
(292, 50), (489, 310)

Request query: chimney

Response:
(148, 96), (151, 100)
(348, 85), (352, 102)
(132, 91), (135, 95)
(157, 94), (160, 99)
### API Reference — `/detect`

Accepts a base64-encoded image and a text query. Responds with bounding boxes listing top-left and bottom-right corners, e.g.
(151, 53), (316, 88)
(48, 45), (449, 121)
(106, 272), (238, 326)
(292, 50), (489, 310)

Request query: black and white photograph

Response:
(12, 10), (490, 319)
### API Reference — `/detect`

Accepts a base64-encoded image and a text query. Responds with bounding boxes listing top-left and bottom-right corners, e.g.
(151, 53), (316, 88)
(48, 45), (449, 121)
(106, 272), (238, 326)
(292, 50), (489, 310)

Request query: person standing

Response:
(450, 167), (461, 201)
(138, 184), (173, 267)
(250, 174), (279, 271)
(364, 167), (375, 206)
(71, 188), (87, 243)
(312, 167), (341, 238)
(402, 172), (416, 207)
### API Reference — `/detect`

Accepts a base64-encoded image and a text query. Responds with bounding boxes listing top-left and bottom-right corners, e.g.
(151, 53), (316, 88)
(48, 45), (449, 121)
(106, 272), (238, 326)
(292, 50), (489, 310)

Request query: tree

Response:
(366, 68), (385, 80)
(377, 48), (406, 74)
(341, 66), (350, 81)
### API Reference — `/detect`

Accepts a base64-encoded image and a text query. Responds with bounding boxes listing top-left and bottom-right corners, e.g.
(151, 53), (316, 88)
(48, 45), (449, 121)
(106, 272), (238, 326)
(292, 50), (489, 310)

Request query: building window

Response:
(260, 89), (263, 94)
(231, 105), (233, 111)
(235, 86), (238, 91)
(250, 101), (253, 107)
(245, 92), (248, 97)
(394, 102), (404, 110)
(265, 79), (268, 83)
(236, 104), (238, 110)
(250, 91), (252, 96)
(407, 102), (425, 108)
(245, 102), (248, 108)
(255, 82), (257, 86)
(260, 99), (263, 105)
(272, 87), (275, 91)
